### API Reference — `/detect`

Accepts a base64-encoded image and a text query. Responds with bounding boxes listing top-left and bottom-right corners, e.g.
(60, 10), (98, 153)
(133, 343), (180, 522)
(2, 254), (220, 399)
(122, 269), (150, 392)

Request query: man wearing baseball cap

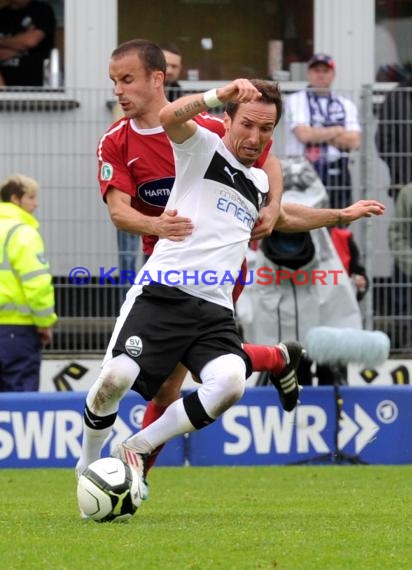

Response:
(307, 53), (336, 70)
(285, 53), (361, 210)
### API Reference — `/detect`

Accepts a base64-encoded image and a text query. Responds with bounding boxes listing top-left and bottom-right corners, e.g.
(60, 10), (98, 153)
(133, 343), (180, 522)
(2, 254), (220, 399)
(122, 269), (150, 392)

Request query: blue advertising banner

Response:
(189, 387), (337, 465)
(189, 386), (412, 466)
(0, 387), (411, 468)
(337, 386), (412, 465)
(0, 392), (184, 468)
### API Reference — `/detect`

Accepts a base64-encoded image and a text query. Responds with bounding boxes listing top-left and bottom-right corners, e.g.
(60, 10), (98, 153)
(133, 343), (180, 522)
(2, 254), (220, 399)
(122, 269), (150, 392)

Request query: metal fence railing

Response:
(1, 84), (411, 355)
(366, 86), (412, 354)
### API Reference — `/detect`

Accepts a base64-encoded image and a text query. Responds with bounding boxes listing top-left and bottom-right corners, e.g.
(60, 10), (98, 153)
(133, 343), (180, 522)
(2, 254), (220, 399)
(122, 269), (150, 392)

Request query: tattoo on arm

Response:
(174, 100), (203, 117)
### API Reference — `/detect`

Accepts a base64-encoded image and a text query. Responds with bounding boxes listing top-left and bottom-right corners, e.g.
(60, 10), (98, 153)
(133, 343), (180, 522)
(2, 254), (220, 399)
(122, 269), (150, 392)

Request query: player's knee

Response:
(88, 354), (140, 412)
(102, 354), (137, 392)
(220, 368), (245, 406)
(200, 354), (246, 410)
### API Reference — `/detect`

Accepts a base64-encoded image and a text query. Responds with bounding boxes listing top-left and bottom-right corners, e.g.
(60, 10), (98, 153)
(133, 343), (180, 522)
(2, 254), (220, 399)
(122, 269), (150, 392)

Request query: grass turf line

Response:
(1, 465), (412, 569)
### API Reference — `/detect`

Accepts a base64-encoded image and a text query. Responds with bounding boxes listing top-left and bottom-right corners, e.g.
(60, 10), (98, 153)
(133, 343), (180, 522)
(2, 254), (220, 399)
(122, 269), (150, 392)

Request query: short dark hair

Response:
(0, 174), (39, 202)
(225, 79), (283, 127)
(111, 39), (166, 75)
(0, 180), (24, 202)
(160, 42), (182, 57)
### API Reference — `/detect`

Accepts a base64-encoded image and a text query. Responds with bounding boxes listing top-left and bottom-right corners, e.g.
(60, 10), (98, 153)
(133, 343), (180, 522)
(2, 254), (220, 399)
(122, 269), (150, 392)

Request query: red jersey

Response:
(330, 227), (353, 274)
(97, 112), (271, 255)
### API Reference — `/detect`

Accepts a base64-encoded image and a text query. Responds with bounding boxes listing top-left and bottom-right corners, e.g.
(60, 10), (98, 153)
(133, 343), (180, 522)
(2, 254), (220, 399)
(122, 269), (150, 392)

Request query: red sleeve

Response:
(254, 140), (272, 168)
(233, 258), (248, 304)
(96, 122), (136, 201)
(194, 112), (225, 136)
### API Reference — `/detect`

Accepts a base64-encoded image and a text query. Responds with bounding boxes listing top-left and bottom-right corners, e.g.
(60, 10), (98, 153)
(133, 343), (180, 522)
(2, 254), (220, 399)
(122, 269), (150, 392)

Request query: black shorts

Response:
(111, 283), (251, 400)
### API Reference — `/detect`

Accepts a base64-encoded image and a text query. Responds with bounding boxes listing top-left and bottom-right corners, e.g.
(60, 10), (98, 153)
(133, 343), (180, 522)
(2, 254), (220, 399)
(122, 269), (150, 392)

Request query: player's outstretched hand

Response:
(340, 200), (386, 224)
(155, 208), (194, 241)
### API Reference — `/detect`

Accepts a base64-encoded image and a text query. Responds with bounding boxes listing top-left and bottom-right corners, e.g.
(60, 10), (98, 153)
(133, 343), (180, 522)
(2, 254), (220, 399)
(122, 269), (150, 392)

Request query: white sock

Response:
(76, 425), (112, 474)
(77, 354), (140, 474)
(127, 398), (192, 453)
(127, 354), (246, 453)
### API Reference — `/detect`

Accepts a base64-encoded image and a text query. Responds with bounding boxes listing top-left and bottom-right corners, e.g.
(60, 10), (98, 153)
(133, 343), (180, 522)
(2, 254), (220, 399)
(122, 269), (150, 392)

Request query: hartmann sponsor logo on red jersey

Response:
(137, 177), (175, 208)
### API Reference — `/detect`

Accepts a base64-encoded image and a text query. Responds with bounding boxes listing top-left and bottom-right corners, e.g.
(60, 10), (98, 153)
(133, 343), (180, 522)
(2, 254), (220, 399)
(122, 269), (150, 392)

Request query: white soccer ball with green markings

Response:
(77, 457), (142, 522)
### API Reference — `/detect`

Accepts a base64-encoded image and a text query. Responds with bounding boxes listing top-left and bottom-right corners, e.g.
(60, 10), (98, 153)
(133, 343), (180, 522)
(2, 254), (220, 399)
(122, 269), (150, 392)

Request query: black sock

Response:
(84, 404), (117, 430)
(182, 391), (215, 430)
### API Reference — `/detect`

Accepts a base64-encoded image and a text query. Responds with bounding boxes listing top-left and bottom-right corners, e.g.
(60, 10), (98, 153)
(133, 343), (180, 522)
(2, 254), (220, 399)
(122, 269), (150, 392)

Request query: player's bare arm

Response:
(106, 187), (194, 240)
(275, 199), (385, 232)
(159, 78), (263, 144)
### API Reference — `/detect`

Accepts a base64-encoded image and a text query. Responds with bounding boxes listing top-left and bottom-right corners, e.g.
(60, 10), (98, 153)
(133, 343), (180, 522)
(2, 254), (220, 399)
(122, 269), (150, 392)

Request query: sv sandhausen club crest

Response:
(125, 336), (143, 357)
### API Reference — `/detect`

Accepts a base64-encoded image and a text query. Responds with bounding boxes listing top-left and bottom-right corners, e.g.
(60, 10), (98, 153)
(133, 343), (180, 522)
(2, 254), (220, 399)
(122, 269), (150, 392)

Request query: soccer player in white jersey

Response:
(76, 41), (385, 488)
(82, 79), (290, 492)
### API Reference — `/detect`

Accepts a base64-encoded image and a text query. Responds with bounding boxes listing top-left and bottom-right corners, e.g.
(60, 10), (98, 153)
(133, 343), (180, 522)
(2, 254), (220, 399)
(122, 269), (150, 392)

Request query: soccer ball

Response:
(77, 457), (142, 522)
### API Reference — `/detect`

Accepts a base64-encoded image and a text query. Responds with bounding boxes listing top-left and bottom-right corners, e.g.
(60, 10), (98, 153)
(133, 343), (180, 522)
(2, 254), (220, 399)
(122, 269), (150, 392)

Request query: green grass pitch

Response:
(1, 465), (412, 569)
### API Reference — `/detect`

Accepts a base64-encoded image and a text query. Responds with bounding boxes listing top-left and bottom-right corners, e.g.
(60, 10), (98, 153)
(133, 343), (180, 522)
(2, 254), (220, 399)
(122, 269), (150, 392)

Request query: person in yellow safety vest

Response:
(0, 173), (57, 391)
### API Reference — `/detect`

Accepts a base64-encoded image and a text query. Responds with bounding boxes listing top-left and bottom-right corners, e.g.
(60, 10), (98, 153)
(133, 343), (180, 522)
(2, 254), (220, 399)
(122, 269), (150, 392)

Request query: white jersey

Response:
(132, 125), (268, 310)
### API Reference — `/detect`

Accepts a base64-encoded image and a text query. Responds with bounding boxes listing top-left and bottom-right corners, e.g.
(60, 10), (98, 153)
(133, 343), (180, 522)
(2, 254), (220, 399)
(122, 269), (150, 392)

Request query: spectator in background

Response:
(285, 53), (361, 210)
(116, 226), (142, 303)
(161, 42), (183, 101)
(374, 22), (401, 82)
(0, 174), (57, 391)
(0, 0), (56, 87)
(388, 182), (412, 348)
(329, 225), (368, 302)
(375, 75), (412, 200)
(314, 223), (369, 385)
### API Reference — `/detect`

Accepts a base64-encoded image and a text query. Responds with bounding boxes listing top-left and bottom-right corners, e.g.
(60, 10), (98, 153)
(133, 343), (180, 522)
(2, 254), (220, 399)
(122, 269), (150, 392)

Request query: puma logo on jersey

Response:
(204, 151), (262, 212)
(224, 166), (238, 184)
